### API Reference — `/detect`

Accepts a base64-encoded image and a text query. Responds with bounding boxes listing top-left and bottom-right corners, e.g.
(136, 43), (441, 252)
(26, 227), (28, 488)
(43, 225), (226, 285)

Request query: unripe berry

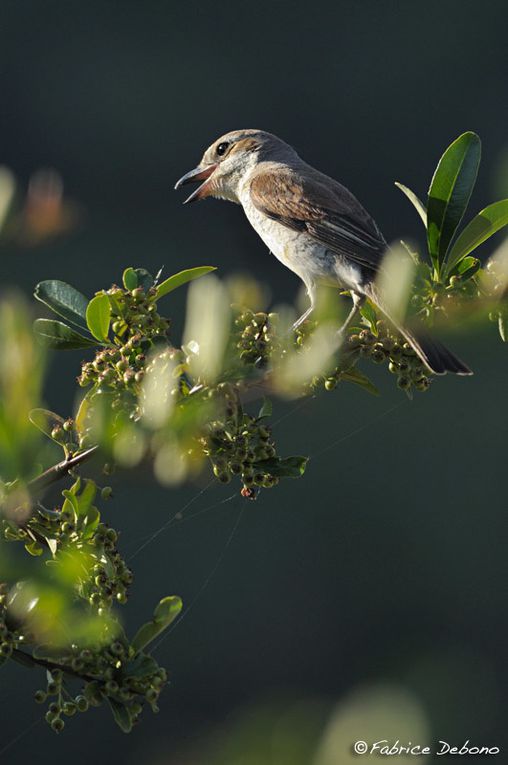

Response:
(397, 375), (411, 390)
(51, 426), (64, 442)
(51, 718), (65, 733)
(75, 695), (89, 712)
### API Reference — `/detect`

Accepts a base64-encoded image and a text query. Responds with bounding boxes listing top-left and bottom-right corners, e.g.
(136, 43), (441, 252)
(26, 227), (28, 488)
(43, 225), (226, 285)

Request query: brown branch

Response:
(11, 648), (96, 683)
(28, 446), (99, 494)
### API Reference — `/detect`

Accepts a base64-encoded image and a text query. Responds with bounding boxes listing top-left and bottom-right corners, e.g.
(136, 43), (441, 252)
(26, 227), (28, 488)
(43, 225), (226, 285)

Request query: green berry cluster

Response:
(294, 319), (318, 348)
(200, 384), (279, 495)
(0, 583), (21, 664)
(76, 284), (173, 434)
(49, 417), (80, 457)
(2, 502), (130, 608)
(34, 668), (81, 733)
(78, 336), (149, 394)
(33, 643), (167, 733)
(233, 309), (279, 367)
(348, 323), (431, 393)
(106, 284), (170, 342)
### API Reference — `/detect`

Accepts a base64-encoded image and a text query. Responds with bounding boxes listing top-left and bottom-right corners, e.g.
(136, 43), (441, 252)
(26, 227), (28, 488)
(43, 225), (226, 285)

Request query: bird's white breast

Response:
(239, 186), (363, 293)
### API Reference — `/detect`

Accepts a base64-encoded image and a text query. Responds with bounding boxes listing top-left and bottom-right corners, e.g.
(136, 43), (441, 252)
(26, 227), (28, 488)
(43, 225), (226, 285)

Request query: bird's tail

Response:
(363, 287), (472, 376)
(398, 328), (472, 375)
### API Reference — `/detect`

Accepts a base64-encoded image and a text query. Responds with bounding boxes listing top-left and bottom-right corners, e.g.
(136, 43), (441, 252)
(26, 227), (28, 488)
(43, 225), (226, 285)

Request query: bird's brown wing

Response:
(249, 165), (386, 273)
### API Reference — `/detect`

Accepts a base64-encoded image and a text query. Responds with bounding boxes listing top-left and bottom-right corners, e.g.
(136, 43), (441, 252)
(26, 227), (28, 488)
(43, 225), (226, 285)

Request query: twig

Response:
(27, 446), (99, 494)
(11, 648), (96, 683)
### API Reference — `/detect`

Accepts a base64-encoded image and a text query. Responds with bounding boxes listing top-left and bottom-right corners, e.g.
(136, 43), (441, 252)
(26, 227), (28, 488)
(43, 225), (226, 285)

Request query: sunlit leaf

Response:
(75, 386), (98, 435)
(86, 294), (111, 342)
(360, 301), (378, 333)
(427, 132), (481, 270)
(450, 255), (480, 281)
(122, 267), (138, 291)
(34, 280), (89, 330)
(29, 408), (65, 438)
(131, 595), (183, 653)
(81, 506), (100, 538)
(33, 319), (97, 350)
(395, 182), (427, 227)
(499, 312), (508, 342)
(74, 479), (97, 518)
(446, 199), (508, 272)
(24, 540), (43, 556)
(341, 368), (379, 396)
(156, 266), (217, 300)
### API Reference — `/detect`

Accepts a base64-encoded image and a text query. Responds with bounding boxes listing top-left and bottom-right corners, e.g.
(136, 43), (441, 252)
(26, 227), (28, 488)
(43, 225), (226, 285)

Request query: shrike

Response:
(175, 129), (471, 375)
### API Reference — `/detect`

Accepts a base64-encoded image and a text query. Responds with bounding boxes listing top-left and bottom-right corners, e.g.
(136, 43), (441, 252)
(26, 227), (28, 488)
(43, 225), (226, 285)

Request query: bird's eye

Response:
(216, 142), (229, 156)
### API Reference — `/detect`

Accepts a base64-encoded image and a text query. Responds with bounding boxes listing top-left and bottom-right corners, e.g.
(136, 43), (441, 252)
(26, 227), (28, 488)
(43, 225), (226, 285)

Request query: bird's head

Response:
(174, 129), (295, 204)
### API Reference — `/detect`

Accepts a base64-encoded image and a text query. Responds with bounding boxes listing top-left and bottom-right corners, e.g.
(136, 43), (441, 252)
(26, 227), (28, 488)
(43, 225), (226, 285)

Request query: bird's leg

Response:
(292, 283), (316, 331)
(292, 305), (314, 330)
(337, 292), (364, 336)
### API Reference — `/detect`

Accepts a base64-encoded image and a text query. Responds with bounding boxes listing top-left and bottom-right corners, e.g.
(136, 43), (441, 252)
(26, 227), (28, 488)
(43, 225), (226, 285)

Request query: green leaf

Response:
(258, 397), (272, 419)
(341, 368), (379, 396)
(134, 268), (154, 291)
(155, 266), (217, 300)
(395, 183), (427, 227)
(499, 312), (508, 343)
(34, 280), (89, 330)
(446, 200), (508, 272)
(360, 300), (378, 334)
(81, 506), (100, 539)
(62, 490), (79, 521)
(254, 455), (308, 478)
(107, 698), (132, 733)
(124, 653), (159, 679)
(74, 479), (97, 518)
(75, 386), (98, 435)
(427, 132), (481, 271)
(33, 319), (97, 350)
(399, 239), (421, 266)
(25, 540), (43, 556)
(29, 408), (65, 438)
(131, 595), (183, 653)
(122, 267), (138, 291)
(45, 537), (58, 556)
(449, 255), (480, 281)
(86, 294), (111, 342)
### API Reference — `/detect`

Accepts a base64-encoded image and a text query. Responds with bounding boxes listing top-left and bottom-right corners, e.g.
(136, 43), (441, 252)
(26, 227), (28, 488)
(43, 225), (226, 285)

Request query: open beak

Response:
(174, 163), (218, 204)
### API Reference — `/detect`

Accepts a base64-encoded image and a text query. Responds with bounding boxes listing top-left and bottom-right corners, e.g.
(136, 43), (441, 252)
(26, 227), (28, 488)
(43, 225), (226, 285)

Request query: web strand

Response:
(153, 502), (244, 653)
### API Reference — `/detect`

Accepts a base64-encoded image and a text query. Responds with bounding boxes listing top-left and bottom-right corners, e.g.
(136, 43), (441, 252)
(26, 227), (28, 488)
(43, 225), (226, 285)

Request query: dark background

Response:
(1, 1), (507, 762)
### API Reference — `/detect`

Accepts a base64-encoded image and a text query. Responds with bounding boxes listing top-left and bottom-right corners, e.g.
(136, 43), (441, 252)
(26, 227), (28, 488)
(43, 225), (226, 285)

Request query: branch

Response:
(11, 648), (96, 683)
(28, 446), (99, 494)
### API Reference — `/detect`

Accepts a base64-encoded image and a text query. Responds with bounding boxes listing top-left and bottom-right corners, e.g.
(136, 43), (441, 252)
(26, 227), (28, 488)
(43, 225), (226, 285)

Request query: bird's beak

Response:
(174, 163), (218, 204)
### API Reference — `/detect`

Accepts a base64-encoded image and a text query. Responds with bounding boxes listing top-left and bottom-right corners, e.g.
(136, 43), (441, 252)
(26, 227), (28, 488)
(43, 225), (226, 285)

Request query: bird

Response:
(175, 129), (471, 375)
